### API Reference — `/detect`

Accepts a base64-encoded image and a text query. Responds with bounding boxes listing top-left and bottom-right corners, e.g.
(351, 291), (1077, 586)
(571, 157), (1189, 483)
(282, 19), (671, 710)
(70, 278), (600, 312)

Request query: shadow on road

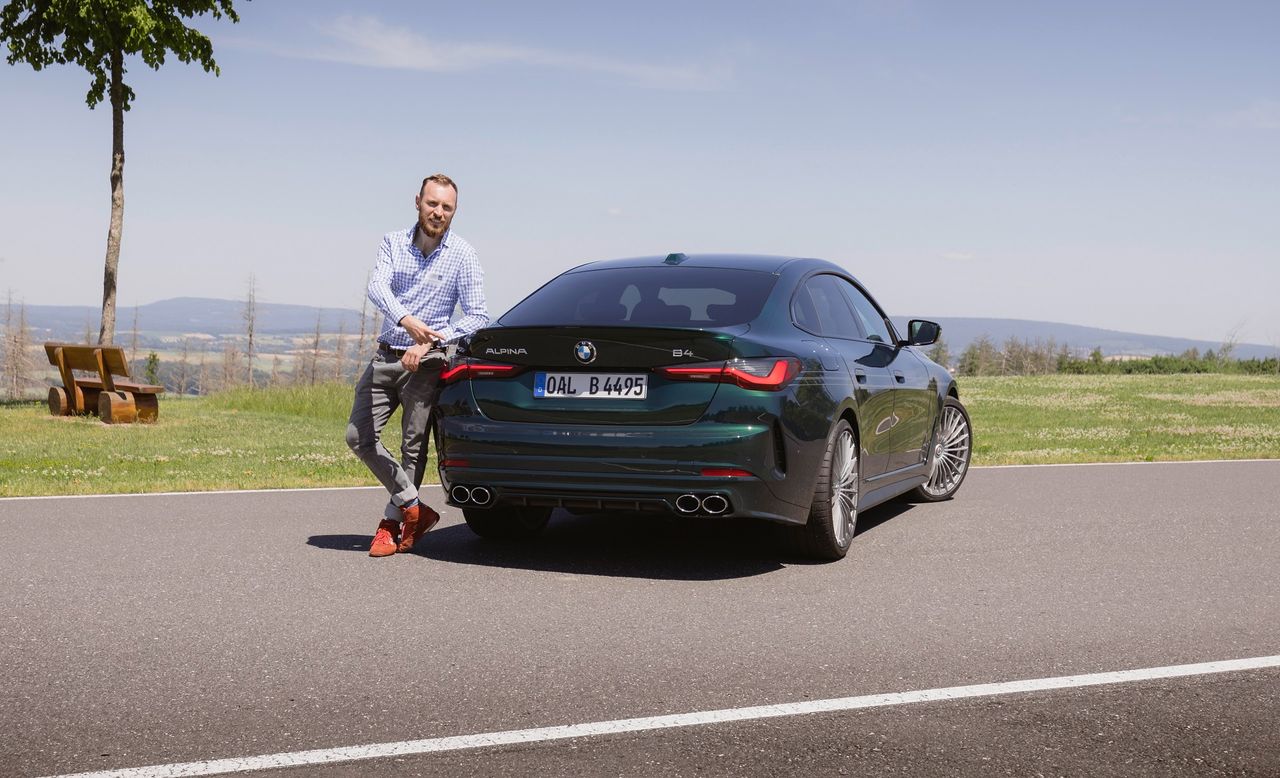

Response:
(430, 511), (785, 580)
(306, 534), (376, 552)
(308, 499), (917, 580)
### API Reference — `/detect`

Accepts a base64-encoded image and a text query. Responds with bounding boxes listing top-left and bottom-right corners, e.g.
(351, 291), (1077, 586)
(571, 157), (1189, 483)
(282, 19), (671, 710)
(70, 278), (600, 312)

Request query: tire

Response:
(912, 396), (973, 502)
(791, 418), (859, 561)
(463, 506), (552, 541)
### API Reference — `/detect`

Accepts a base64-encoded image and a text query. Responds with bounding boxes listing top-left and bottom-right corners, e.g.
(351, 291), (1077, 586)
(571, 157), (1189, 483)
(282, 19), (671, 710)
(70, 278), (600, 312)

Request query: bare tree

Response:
(3, 292), (22, 399)
(3, 298), (36, 400)
(1, 292), (13, 399)
(331, 321), (347, 382)
(176, 337), (192, 396)
(129, 305), (140, 367)
(308, 314), (322, 385)
(197, 347), (210, 396)
(356, 277), (371, 376)
(1218, 323), (1243, 371)
(220, 342), (242, 390)
(268, 354), (281, 387)
(243, 274), (257, 388)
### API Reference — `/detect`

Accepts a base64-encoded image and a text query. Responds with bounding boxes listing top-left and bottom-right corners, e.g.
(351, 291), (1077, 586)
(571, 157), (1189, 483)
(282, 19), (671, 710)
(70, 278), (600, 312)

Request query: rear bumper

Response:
(437, 418), (809, 524)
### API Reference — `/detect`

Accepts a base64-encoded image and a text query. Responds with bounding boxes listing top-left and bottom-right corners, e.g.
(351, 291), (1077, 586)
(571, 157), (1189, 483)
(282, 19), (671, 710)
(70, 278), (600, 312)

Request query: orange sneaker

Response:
(397, 503), (440, 553)
(368, 519), (400, 557)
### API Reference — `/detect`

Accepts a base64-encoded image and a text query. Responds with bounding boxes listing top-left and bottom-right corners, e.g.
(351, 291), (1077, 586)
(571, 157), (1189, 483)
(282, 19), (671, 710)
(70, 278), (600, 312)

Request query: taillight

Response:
(441, 361), (523, 383)
(657, 358), (801, 391)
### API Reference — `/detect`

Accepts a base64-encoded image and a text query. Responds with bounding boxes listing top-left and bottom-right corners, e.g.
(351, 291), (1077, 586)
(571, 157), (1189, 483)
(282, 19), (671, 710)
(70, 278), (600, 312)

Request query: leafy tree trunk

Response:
(99, 48), (124, 345)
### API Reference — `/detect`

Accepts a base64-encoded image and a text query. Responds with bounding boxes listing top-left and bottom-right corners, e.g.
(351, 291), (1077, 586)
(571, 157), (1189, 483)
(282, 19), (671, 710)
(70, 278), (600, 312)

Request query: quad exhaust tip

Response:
(675, 494), (701, 513)
(701, 495), (729, 515)
(675, 493), (730, 515)
(452, 484), (494, 506)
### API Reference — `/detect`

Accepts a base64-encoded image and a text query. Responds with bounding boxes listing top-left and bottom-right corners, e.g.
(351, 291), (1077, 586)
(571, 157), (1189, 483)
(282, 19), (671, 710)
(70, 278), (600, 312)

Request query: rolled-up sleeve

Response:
(368, 234), (410, 326)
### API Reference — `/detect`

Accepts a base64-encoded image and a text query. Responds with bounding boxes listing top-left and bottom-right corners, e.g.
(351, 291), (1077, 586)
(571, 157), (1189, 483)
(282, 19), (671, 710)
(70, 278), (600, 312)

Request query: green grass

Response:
(963, 373), (1280, 464)
(0, 383), (409, 497)
(1, 374), (1276, 496)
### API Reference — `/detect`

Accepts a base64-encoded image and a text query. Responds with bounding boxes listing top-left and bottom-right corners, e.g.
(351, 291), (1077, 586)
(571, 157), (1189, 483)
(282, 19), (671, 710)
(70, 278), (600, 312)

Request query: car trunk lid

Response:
(463, 326), (736, 424)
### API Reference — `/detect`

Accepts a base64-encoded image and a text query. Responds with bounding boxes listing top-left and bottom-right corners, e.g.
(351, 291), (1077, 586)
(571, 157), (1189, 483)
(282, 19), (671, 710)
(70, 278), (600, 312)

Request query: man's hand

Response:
(399, 315), (444, 346)
(400, 343), (435, 372)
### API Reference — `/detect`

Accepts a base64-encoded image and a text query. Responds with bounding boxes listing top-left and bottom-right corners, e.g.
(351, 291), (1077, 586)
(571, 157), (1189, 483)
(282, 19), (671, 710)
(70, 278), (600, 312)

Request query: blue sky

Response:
(1, 0), (1277, 345)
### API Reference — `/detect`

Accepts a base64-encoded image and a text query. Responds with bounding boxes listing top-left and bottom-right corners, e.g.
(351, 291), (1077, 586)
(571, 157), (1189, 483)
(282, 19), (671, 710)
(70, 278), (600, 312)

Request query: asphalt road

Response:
(1, 460), (1278, 777)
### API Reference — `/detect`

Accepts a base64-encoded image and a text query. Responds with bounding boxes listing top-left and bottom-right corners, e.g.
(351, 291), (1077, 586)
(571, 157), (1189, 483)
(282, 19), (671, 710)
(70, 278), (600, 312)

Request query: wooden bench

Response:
(44, 342), (164, 424)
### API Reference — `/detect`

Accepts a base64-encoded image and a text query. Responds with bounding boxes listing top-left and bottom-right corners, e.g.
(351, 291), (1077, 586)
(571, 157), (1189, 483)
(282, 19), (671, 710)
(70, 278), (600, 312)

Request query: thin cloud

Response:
(271, 16), (731, 91)
(1217, 99), (1280, 130)
(941, 251), (974, 261)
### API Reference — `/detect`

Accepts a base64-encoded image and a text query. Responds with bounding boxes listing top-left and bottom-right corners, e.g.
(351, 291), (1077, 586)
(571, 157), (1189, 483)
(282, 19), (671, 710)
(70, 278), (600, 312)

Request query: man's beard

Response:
(420, 220), (446, 238)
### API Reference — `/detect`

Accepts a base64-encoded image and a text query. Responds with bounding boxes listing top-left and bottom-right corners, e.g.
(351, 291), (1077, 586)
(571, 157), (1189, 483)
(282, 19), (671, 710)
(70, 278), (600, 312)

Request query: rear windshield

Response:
(499, 266), (778, 327)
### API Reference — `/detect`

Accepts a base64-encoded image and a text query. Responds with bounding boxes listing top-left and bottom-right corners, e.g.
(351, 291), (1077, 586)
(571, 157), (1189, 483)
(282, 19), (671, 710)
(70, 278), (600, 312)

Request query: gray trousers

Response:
(345, 349), (442, 521)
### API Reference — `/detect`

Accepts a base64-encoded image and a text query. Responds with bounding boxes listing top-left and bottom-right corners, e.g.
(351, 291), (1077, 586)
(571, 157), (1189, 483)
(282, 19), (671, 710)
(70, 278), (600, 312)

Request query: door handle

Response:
(893, 371), (905, 384)
(854, 369), (868, 384)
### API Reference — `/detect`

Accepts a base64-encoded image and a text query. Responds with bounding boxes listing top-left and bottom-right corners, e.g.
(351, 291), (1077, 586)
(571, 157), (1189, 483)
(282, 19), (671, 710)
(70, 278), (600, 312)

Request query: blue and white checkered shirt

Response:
(368, 225), (489, 349)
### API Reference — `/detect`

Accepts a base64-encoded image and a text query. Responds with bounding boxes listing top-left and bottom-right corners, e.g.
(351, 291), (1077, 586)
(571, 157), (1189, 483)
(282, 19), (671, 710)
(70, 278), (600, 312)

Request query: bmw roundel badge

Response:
(574, 341), (597, 364)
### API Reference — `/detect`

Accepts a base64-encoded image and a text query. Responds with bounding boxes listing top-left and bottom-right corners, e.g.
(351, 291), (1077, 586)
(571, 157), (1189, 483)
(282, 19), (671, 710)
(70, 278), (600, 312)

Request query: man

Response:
(345, 174), (489, 557)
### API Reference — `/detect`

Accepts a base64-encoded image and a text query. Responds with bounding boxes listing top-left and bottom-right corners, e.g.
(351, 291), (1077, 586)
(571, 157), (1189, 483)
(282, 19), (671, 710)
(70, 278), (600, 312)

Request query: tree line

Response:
(931, 336), (1280, 376)
(1, 282), (382, 401)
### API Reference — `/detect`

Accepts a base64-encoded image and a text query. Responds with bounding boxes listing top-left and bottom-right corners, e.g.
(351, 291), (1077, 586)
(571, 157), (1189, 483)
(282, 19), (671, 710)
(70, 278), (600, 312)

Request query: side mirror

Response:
(906, 319), (940, 346)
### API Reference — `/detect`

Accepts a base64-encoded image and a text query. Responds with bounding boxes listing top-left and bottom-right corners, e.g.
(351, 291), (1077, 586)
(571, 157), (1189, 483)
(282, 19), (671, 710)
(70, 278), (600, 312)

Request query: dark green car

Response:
(436, 254), (972, 560)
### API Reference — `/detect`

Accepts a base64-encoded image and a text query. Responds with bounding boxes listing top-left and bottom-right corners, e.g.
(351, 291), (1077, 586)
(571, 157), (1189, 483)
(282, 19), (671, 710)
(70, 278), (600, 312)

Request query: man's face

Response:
(415, 182), (457, 238)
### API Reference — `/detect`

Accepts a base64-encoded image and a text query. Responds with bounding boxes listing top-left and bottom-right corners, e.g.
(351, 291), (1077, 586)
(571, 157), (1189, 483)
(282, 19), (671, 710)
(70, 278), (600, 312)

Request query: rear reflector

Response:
(700, 467), (755, 478)
(441, 362), (522, 383)
(658, 358), (800, 391)
(442, 459), (470, 468)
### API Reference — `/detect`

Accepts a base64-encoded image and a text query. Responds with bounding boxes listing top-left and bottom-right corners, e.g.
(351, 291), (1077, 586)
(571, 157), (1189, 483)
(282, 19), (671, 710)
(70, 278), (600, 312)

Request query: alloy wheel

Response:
(923, 404), (971, 497)
(831, 427), (859, 546)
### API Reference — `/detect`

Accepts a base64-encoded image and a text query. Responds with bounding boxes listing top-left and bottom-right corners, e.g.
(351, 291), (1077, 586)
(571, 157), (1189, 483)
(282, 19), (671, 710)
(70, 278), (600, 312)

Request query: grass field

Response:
(0, 383), (405, 497)
(1, 374), (1277, 497)
(964, 373), (1280, 464)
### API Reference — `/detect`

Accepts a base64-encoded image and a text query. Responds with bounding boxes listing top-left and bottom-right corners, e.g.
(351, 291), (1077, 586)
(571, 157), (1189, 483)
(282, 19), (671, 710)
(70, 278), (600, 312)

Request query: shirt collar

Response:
(409, 224), (452, 257)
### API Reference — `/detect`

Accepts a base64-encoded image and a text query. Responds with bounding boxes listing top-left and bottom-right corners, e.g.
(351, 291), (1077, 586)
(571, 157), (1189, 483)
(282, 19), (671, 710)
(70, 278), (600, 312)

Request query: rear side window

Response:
(499, 267), (777, 327)
(793, 275), (864, 339)
(838, 281), (894, 343)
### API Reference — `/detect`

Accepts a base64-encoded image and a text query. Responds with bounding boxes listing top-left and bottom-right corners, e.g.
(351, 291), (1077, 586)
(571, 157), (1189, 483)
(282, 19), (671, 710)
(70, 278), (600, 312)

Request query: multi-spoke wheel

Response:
(792, 419), (860, 560)
(914, 396), (973, 501)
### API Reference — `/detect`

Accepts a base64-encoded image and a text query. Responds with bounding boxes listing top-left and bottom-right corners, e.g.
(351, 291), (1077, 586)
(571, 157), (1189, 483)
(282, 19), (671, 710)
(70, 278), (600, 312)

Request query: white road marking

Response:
(977, 457), (1277, 470)
(0, 485), (387, 502)
(40, 654), (1280, 778)
(2, 458), (1275, 502)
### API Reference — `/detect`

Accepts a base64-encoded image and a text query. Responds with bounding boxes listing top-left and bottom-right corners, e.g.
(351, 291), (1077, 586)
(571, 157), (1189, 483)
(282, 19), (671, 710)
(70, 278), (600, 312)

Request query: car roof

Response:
(563, 254), (817, 274)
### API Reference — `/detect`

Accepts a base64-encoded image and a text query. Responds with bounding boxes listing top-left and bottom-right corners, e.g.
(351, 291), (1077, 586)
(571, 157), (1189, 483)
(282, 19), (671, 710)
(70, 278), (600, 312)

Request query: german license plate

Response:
(534, 372), (648, 399)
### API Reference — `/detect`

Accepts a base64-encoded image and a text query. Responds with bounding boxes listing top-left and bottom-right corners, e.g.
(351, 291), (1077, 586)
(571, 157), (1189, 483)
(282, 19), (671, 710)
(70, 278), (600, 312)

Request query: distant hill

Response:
(14, 297), (1276, 360)
(893, 317), (1276, 361)
(24, 297), (368, 341)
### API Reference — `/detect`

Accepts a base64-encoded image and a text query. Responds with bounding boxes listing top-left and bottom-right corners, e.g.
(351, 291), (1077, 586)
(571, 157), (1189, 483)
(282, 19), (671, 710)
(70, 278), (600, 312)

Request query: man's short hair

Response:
(420, 174), (458, 196)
